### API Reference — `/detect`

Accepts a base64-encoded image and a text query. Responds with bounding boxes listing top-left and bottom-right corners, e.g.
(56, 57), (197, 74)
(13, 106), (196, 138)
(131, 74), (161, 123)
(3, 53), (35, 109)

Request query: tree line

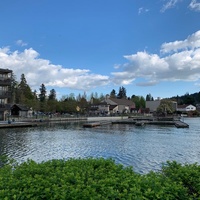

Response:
(9, 73), (200, 114)
(9, 74), (151, 114)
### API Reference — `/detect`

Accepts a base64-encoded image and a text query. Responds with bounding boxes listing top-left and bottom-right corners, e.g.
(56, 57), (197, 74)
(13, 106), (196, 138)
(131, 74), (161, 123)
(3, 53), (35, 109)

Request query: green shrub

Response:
(0, 158), (199, 199)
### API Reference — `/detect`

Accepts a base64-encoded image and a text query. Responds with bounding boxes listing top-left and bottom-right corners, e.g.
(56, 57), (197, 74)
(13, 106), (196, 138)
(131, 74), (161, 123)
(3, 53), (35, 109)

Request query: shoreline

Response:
(0, 116), (190, 129)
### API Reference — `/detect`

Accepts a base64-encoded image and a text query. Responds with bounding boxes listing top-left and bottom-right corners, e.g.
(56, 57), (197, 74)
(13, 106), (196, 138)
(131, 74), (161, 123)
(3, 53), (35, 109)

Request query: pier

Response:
(0, 122), (38, 129)
(84, 116), (189, 128)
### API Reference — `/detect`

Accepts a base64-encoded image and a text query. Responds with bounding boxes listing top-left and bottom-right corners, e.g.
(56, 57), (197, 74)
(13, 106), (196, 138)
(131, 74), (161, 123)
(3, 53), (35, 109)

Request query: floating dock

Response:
(174, 121), (189, 128)
(84, 117), (189, 128)
(0, 122), (38, 129)
(83, 120), (112, 128)
(83, 122), (101, 128)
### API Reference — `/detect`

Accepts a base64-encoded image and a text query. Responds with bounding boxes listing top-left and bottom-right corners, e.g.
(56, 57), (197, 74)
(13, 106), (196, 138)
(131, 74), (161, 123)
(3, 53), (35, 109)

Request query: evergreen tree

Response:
(39, 84), (46, 102)
(110, 89), (116, 98)
(39, 83), (47, 112)
(17, 74), (34, 105)
(48, 89), (56, 101)
(117, 86), (126, 99)
(146, 93), (154, 101)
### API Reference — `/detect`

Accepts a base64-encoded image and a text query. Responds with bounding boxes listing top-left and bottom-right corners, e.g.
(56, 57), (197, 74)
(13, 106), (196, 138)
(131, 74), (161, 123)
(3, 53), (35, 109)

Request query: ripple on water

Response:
(0, 119), (200, 173)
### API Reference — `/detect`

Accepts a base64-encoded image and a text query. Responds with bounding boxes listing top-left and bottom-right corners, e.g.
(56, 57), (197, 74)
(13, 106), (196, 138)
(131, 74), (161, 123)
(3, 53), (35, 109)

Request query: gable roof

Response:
(177, 104), (196, 109)
(109, 98), (135, 106)
(11, 104), (29, 111)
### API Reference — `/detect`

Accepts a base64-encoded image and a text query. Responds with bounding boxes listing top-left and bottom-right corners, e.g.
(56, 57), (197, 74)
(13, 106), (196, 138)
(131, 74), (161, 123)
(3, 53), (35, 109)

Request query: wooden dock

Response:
(83, 122), (101, 128)
(112, 118), (189, 128)
(0, 122), (38, 129)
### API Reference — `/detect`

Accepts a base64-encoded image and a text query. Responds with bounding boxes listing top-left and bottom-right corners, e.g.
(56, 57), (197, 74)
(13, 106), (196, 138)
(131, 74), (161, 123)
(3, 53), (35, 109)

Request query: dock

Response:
(0, 122), (38, 129)
(83, 122), (101, 128)
(174, 121), (189, 128)
(83, 120), (112, 128)
(83, 118), (190, 128)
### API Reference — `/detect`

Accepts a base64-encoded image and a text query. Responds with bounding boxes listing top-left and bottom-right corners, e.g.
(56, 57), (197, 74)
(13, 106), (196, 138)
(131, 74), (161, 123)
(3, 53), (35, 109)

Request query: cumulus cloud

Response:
(189, 0), (200, 11)
(112, 30), (200, 86)
(161, 30), (200, 53)
(0, 47), (110, 91)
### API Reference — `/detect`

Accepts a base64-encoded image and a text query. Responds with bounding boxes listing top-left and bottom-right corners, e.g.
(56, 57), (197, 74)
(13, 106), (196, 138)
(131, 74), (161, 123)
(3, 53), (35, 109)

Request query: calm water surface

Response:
(0, 118), (200, 173)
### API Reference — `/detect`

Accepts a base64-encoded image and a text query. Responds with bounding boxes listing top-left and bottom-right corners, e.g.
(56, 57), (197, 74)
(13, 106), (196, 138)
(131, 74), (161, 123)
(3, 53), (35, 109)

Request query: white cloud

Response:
(0, 47), (110, 91)
(161, 30), (200, 53)
(189, 0), (200, 11)
(112, 30), (200, 86)
(161, 0), (181, 12)
(138, 7), (149, 15)
(16, 39), (28, 47)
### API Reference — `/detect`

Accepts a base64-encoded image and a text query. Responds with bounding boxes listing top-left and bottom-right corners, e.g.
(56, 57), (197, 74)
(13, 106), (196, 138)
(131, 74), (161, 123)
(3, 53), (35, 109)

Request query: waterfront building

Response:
(177, 104), (196, 112)
(0, 68), (12, 120)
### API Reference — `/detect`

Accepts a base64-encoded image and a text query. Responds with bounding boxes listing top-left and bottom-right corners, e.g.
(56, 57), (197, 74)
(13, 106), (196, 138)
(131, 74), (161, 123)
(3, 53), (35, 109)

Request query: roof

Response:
(11, 104), (29, 111)
(177, 104), (195, 109)
(0, 68), (12, 74)
(109, 98), (135, 106)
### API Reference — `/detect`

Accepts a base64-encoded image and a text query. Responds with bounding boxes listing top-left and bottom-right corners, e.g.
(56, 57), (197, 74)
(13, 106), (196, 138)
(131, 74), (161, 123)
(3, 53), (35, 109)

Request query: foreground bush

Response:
(0, 158), (199, 199)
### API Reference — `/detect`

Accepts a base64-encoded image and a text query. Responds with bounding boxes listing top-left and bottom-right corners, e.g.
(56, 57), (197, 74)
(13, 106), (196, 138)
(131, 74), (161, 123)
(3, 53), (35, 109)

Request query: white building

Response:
(177, 104), (196, 112)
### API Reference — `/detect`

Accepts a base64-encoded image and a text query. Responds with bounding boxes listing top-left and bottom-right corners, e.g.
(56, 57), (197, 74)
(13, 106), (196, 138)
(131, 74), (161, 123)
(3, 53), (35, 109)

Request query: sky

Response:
(0, 0), (200, 100)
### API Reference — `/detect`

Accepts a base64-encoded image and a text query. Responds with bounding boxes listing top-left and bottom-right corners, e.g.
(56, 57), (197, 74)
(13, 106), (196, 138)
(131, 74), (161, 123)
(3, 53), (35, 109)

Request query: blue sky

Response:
(0, 0), (200, 100)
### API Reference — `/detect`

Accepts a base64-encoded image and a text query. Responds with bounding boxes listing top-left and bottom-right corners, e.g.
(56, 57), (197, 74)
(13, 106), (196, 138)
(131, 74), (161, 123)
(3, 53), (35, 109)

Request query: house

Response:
(177, 104), (196, 112)
(11, 104), (33, 118)
(146, 100), (177, 113)
(146, 100), (161, 112)
(97, 97), (135, 115)
(0, 68), (12, 120)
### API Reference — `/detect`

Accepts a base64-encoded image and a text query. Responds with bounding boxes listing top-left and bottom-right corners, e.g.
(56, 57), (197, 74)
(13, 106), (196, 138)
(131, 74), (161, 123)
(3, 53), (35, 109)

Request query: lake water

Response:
(0, 117), (200, 174)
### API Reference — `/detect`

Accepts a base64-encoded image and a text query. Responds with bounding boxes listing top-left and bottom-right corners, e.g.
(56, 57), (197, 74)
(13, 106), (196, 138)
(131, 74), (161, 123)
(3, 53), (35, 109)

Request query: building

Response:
(146, 100), (177, 113)
(11, 104), (33, 118)
(0, 68), (12, 120)
(90, 97), (135, 116)
(177, 104), (196, 112)
(146, 100), (161, 112)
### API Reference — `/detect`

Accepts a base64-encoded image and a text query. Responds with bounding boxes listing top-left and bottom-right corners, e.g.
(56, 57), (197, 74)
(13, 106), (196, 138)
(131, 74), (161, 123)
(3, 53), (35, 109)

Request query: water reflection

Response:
(0, 118), (200, 173)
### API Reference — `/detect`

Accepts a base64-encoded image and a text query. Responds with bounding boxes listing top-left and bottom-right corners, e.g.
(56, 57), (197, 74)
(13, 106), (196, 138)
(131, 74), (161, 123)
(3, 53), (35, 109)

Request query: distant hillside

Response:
(169, 91), (200, 105)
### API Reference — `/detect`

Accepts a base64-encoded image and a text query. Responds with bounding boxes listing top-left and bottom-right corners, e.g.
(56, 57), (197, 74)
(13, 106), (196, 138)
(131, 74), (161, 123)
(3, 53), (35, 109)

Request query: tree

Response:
(140, 96), (146, 108)
(110, 89), (116, 98)
(16, 74), (34, 105)
(146, 93), (154, 101)
(157, 100), (174, 114)
(48, 89), (56, 101)
(39, 83), (47, 112)
(117, 86), (126, 99)
(39, 84), (46, 102)
(182, 93), (195, 105)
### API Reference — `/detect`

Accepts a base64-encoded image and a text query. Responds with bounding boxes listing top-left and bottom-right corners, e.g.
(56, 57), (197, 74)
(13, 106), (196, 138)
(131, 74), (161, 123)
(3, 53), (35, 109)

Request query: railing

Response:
(0, 104), (8, 111)
(0, 91), (11, 98)
(0, 78), (11, 86)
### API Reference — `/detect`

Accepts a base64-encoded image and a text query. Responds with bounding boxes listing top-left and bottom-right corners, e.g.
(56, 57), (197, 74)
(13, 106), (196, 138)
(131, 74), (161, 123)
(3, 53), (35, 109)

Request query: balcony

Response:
(0, 78), (11, 86)
(0, 104), (10, 111)
(0, 91), (11, 98)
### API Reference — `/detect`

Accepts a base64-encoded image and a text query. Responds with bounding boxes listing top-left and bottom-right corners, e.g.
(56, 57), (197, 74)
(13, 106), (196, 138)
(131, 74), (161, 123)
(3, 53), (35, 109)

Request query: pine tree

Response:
(48, 89), (56, 101)
(17, 74), (34, 104)
(39, 84), (46, 102)
(117, 86), (126, 99)
(110, 89), (116, 98)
